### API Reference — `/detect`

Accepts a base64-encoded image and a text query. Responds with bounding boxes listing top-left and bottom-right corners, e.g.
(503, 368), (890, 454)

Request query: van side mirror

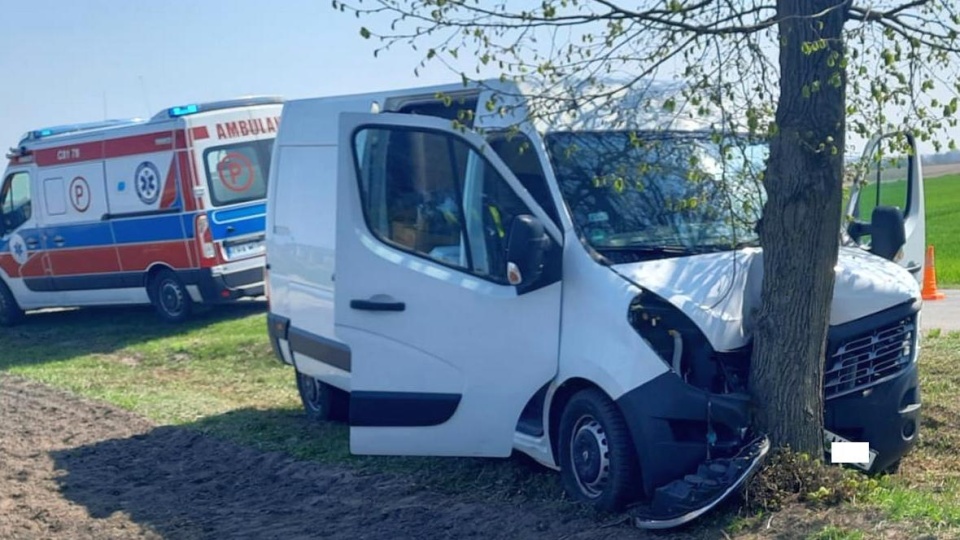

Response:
(505, 214), (548, 287)
(868, 205), (906, 261)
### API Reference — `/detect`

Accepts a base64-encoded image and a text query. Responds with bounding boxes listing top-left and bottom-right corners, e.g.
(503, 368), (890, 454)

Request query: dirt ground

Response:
(1, 374), (928, 540)
(1, 373), (664, 540)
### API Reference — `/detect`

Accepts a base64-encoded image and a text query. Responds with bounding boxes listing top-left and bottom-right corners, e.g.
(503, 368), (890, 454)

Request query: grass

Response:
(854, 173), (960, 285)
(2, 303), (960, 537)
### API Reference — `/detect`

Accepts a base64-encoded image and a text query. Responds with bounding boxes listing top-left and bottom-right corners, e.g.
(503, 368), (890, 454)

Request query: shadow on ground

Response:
(48, 408), (653, 540)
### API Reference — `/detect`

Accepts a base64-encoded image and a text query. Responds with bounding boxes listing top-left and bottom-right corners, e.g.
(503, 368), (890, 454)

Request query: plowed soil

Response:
(0, 374), (653, 540)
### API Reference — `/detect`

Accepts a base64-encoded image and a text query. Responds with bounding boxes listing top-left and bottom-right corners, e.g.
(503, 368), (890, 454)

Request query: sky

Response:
(0, 1), (953, 157)
(0, 0), (463, 149)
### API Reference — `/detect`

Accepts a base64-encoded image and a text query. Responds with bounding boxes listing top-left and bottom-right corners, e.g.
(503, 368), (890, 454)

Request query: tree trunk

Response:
(749, 0), (849, 455)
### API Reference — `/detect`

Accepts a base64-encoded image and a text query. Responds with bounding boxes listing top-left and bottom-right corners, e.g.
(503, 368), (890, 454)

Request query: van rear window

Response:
(202, 139), (273, 206)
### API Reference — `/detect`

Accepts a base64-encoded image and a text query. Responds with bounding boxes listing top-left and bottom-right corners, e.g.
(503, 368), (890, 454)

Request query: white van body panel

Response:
(556, 240), (670, 400)
(336, 112), (563, 457)
(611, 245), (921, 352)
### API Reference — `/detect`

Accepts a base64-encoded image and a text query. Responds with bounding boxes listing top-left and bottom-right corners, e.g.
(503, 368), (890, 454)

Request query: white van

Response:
(1, 97), (282, 325)
(265, 80), (924, 527)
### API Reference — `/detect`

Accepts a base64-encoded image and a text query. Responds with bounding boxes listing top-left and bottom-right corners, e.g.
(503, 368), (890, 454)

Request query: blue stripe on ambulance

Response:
(208, 202), (266, 240)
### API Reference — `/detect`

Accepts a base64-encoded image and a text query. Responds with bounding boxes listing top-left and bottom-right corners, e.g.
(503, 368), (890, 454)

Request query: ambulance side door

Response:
(0, 168), (50, 305)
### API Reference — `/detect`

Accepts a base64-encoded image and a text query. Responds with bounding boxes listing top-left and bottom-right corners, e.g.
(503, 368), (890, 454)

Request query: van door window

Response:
(1, 172), (32, 234)
(487, 133), (561, 227)
(352, 126), (538, 284)
(353, 127), (470, 268)
(202, 139), (273, 207)
(857, 136), (913, 220)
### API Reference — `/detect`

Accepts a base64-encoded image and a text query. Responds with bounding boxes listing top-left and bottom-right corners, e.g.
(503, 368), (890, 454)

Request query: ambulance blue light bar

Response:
(19, 119), (144, 144)
(154, 96), (283, 120)
(169, 104), (200, 117)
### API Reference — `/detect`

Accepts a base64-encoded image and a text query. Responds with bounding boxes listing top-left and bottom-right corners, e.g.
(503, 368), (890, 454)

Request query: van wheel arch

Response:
(549, 378), (604, 462)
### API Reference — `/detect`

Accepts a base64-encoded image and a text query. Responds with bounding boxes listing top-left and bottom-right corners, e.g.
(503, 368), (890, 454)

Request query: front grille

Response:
(824, 314), (916, 398)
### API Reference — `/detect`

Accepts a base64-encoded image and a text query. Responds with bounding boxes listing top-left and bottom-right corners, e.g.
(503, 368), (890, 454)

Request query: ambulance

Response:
(264, 80), (924, 528)
(1, 97), (282, 325)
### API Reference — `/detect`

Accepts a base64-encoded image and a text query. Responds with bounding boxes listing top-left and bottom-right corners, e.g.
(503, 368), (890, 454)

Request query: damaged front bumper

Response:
(616, 372), (765, 529)
(633, 436), (770, 529)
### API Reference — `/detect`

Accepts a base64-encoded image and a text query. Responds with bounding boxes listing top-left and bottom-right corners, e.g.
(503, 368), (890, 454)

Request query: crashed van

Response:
(264, 80), (924, 527)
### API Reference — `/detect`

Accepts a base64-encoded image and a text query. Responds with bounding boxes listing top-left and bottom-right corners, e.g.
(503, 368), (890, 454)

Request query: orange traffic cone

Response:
(922, 245), (946, 301)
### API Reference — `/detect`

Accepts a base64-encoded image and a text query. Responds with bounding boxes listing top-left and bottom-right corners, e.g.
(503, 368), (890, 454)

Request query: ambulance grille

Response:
(824, 313), (916, 399)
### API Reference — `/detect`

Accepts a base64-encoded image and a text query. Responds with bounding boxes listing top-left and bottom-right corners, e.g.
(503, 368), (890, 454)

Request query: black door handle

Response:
(53, 236), (65, 245)
(226, 226), (235, 233)
(25, 238), (39, 248)
(350, 299), (406, 312)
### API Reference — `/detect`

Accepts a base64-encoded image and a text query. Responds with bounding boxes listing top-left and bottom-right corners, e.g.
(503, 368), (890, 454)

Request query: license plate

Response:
(824, 429), (878, 471)
(226, 241), (264, 259)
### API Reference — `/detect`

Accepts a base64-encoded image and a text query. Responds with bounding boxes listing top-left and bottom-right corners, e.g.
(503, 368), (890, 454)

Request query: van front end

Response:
(823, 299), (921, 474)
(609, 246), (922, 526)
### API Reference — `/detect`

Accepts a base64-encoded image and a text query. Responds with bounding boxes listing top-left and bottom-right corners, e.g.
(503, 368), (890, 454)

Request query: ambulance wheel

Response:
(149, 270), (193, 323)
(296, 371), (348, 422)
(0, 280), (24, 327)
(558, 388), (641, 512)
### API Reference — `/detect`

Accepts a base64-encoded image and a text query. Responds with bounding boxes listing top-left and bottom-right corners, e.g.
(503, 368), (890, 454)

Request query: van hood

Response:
(612, 246), (921, 351)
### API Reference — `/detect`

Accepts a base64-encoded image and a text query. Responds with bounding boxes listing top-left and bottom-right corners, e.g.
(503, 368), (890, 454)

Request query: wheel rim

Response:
(159, 280), (185, 316)
(569, 414), (610, 498)
(298, 373), (325, 413)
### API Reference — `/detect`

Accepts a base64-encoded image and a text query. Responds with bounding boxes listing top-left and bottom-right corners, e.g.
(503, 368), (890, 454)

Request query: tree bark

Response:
(749, 0), (849, 455)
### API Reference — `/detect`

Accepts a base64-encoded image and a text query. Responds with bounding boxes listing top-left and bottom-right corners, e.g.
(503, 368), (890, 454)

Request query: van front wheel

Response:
(0, 280), (24, 327)
(296, 371), (348, 422)
(149, 270), (192, 323)
(558, 389), (641, 512)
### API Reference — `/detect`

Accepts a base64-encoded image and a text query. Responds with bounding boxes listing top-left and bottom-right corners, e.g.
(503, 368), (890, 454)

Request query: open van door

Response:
(845, 132), (925, 282)
(336, 112), (563, 457)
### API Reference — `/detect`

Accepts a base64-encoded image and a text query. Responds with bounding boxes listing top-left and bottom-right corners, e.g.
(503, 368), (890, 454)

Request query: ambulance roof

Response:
(14, 95), (283, 148)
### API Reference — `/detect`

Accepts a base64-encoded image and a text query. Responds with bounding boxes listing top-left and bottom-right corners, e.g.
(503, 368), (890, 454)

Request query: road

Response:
(921, 289), (960, 333)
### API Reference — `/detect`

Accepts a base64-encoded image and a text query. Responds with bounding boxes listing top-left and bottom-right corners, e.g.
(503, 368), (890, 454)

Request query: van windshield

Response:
(544, 131), (768, 254)
(202, 139), (273, 207)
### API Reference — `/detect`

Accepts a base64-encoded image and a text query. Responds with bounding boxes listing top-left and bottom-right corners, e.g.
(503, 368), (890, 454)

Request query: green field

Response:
(2, 306), (959, 537)
(853, 174), (960, 285)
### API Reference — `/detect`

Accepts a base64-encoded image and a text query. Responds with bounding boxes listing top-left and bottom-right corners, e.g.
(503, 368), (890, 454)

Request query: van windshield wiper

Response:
(596, 244), (696, 255)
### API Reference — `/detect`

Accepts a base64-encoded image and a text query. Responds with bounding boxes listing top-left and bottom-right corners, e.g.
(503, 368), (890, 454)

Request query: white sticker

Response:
(830, 442), (871, 464)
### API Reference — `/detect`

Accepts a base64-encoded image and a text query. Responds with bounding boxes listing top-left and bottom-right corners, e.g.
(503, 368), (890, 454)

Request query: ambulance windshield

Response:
(202, 139), (273, 207)
(544, 131), (768, 253)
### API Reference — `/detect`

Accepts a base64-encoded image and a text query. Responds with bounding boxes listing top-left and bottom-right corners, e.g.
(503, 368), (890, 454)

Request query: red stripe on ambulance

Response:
(117, 241), (193, 272)
(48, 246), (121, 275)
(159, 158), (179, 209)
(34, 131), (189, 166)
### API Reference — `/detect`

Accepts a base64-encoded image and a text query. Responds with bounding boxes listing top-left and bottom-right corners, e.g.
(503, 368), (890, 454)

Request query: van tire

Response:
(296, 371), (348, 422)
(558, 389), (641, 512)
(0, 280), (24, 327)
(149, 270), (193, 323)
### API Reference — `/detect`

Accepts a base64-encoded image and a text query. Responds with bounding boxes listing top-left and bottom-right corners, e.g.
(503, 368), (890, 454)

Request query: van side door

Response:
(845, 132), (925, 281)
(337, 112), (563, 457)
